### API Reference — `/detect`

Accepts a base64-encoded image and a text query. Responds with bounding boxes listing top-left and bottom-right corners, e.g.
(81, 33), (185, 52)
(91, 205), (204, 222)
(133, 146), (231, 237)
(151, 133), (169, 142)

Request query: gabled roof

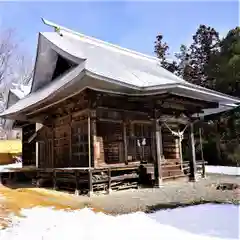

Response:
(1, 19), (239, 120)
(2, 85), (30, 129)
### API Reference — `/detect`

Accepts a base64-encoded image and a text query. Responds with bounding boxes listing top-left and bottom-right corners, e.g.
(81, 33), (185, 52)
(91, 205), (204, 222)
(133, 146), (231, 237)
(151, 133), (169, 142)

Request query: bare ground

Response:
(88, 174), (240, 214)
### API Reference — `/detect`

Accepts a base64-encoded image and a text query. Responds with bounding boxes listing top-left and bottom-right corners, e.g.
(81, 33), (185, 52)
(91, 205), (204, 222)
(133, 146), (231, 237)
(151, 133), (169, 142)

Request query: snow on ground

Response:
(0, 163), (22, 172)
(149, 203), (239, 240)
(206, 166), (240, 176)
(0, 204), (239, 240)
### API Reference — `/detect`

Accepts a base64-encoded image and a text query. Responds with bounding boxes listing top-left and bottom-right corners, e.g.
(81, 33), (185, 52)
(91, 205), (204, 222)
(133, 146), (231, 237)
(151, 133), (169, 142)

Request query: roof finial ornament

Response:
(41, 18), (63, 36)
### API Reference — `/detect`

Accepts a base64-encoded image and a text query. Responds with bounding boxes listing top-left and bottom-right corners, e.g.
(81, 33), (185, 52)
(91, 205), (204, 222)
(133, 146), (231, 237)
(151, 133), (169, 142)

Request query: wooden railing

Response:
(182, 160), (207, 178)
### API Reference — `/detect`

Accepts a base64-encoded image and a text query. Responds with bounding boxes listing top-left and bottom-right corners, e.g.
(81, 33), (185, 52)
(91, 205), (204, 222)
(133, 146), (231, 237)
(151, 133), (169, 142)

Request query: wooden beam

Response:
(178, 138), (183, 171)
(108, 168), (112, 193)
(72, 109), (90, 118)
(87, 114), (93, 196)
(189, 123), (197, 181)
(75, 171), (80, 196)
(88, 115), (92, 168)
(69, 114), (72, 167)
(51, 127), (54, 168)
(88, 169), (93, 196)
(123, 121), (128, 165)
(199, 127), (206, 178)
(35, 123), (42, 168)
(90, 109), (97, 168)
(155, 117), (163, 187)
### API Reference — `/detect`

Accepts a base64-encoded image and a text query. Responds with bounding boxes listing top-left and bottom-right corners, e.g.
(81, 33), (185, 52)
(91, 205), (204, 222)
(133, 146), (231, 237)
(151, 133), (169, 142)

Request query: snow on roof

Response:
(1, 19), (240, 119)
(10, 89), (26, 100)
(1, 84), (31, 129)
(10, 83), (31, 99)
(39, 29), (187, 88)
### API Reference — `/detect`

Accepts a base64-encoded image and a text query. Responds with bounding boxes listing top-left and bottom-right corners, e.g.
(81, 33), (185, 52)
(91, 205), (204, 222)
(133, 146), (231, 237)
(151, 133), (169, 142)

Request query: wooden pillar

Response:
(108, 168), (112, 194)
(88, 115), (92, 169)
(199, 127), (206, 178)
(90, 110), (97, 168)
(75, 171), (80, 196)
(189, 123), (197, 181)
(178, 138), (183, 170)
(88, 114), (93, 196)
(53, 170), (57, 190)
(35, 123), (42, 168)
(155, 120), (163, 187)
(51, 126), (54, 168)
(88, 169), (93, 196)
(69, 114), (72, 167)
(123, 121), (128, 164)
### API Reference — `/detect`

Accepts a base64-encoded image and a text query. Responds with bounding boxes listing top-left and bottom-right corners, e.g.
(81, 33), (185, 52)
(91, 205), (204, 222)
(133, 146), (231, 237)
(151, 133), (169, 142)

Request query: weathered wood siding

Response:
(33, 90), (193, 171)
(38, 113), (92, 168)
(38, 126), (53, 168)
(162, 124), (180, 161)
(94, 109), (156, 167)
(71, 114), (89, 167)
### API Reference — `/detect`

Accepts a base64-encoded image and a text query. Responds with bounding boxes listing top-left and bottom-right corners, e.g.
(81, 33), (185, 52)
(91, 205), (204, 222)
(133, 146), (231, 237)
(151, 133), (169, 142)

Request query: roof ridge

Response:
(41, 18), (159, 63)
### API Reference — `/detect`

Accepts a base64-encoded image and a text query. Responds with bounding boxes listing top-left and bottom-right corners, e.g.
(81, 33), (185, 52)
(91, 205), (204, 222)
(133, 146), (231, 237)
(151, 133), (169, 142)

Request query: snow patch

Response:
(149, 203), (239, 239)
(0, 204), (239, 240)
(206, 166), (240, 176)
(0, 163), (22, 172)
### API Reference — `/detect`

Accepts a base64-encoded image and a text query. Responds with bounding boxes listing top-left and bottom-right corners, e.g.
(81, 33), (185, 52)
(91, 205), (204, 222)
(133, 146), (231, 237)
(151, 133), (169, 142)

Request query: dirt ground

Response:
(0, 186), (100, 229)
(88, 174), (239, 214)
(0, 174), (239, 229)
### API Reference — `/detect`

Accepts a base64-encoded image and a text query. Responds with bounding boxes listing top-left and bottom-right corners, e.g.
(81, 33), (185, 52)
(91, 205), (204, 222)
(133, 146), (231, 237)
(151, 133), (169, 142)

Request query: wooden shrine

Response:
(1, 18), (239, 195)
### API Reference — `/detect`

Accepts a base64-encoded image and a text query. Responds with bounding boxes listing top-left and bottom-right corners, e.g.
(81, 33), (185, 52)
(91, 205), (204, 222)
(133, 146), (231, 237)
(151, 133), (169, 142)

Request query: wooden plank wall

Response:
(94, 109), (155, 167)
(53, 116), (70, 168)
(38, 113), (91, 168)
(162, 123), (180, 163)
(36, 114), (181, 170)
(71, 114), (89, 167)
(38, 126), (53, 168)
(96, 121), (124, 166)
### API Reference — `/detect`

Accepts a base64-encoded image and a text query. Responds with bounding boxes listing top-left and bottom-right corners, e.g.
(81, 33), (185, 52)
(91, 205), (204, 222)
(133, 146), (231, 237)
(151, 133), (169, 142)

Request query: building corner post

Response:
(35, 123), (42, 168)
(199, 127), (206, 178)
(189, 122), (197, 182)
(155, 117), (163, 187)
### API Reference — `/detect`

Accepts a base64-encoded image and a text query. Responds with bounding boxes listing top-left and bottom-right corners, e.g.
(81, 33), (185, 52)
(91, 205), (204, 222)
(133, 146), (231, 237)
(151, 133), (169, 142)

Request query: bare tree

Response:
(0, 26), (33, 112)
(0, 28), (18, 89)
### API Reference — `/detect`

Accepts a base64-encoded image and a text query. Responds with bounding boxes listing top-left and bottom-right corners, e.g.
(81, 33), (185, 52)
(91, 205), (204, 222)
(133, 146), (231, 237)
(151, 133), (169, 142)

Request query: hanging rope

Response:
(162, 122), (189, 171)
(163, 122), (188, 142)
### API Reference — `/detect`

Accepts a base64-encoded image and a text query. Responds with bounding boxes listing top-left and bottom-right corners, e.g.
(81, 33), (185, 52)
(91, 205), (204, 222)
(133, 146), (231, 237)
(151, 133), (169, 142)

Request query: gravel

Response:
(88, 174), (240, 215)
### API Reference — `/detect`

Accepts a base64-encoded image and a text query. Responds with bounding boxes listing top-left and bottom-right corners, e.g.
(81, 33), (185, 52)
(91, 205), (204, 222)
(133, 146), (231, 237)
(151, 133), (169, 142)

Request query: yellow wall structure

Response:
(0, 140), (22, 165)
